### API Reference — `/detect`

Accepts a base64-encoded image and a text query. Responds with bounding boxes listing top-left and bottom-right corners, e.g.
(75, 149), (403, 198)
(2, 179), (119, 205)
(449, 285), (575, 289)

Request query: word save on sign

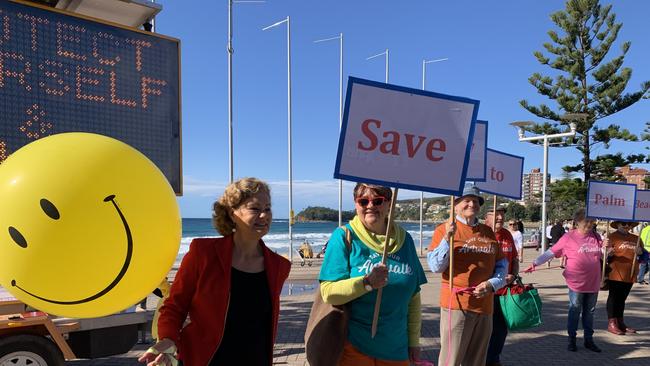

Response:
(475, 148), (524, 199)
(586, 180), (637, 221)
(357, 119), (446, 161)
(335, 77), (479, 196)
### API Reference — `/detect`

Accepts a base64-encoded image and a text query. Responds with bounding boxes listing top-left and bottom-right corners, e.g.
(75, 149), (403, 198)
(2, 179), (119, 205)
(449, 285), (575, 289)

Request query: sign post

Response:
(370, 187), (399, 338)
(630, 223), (647, 279)
(449, 196), (456, 292)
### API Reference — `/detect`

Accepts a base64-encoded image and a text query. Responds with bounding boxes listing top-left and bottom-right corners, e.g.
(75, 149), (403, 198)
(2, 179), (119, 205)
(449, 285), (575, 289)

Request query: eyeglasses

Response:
(355, 196), (387, 207)
(508, 223), (516, 226)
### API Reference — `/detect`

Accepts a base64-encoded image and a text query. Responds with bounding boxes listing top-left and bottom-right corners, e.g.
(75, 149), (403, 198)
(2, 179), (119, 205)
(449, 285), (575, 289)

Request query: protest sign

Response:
(466, 120), (488, 181)
(586, 180), (637, 221)
(634, 189), (650, 222)
(334, 77), (480, 196)
(475, 148), (524, 199)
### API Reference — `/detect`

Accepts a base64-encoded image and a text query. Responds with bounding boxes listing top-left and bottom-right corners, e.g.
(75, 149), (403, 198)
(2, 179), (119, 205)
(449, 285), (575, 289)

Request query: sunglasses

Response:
(355, 196), (388, 207)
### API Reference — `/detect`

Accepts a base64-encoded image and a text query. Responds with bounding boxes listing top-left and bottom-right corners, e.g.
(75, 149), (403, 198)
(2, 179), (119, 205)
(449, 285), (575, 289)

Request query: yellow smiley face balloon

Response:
(0, 133), (181, 318)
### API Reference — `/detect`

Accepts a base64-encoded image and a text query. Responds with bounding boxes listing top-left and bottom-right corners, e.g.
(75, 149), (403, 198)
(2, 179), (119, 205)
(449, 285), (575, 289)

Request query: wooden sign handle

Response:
(601, 221), (609, 283)
(370, 187), (399, 338)
(630, 223), (646, 279)
(449, 196), (455, 291)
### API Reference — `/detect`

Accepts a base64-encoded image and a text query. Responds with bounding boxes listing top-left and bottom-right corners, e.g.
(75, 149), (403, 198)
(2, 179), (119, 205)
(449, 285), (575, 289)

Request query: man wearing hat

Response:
(484, 205), (519, 366)
(606, 220), (642, 335)
(427, 185), (507, 366)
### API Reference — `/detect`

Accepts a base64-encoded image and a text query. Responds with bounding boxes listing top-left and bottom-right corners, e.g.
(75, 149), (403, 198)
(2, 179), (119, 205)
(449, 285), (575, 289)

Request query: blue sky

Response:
(155, 1), (650, 218)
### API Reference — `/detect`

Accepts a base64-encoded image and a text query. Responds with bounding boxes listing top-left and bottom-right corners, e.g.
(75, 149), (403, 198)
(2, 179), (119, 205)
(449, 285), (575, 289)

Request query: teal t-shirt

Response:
(319, 225), (428, 361)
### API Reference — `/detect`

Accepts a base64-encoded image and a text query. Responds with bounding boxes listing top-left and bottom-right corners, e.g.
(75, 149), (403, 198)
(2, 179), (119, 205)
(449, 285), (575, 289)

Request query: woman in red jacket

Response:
(139, 177), (291, 366)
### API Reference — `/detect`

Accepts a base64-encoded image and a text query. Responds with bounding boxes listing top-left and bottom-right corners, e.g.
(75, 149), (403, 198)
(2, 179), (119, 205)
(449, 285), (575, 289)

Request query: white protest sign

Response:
(475, 148), (524, 199)
(635, 190), (650, 222)
(334, 77), (479, 196)
(586, 180), (637, 221)
(466, 120), (487, 181)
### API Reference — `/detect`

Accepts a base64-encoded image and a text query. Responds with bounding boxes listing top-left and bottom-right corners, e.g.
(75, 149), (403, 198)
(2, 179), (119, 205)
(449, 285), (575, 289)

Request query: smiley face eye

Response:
(8, 226), (27, 248)
(40, 199), (60, 220)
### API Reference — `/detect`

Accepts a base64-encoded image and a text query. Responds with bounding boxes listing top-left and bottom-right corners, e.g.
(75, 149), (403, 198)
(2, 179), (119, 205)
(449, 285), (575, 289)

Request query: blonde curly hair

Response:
(212, 177), (271, 235)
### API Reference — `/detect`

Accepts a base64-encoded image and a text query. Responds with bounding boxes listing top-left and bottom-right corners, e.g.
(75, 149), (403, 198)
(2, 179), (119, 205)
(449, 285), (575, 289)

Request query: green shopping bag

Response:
(499, 284), (542, 331)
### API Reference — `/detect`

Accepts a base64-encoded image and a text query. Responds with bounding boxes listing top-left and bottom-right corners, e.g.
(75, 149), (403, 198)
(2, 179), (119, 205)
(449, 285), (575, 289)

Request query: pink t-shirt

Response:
(551, 229), (603, 293)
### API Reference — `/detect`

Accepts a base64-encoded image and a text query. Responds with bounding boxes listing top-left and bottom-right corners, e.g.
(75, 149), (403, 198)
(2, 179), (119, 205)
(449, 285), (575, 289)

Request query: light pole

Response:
(228, 0), (265, 183)
(510, 118), (579, 253)
(419, 57), (448, 254)
(263, 16), (293, 262)
(314, 33), (344, 226)
(366, 49), (389, 83)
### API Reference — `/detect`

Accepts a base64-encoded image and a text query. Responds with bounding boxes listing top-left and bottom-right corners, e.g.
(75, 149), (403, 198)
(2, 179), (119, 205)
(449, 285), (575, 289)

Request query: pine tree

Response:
(520, 0), (650, 182)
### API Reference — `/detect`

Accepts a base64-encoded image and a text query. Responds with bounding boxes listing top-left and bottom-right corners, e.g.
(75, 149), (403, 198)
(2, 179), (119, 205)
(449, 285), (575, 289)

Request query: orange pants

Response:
(338, 341), (410, 366)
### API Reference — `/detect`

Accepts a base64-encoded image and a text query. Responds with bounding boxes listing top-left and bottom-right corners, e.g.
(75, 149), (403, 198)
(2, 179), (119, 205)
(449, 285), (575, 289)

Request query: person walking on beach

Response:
(318, 183), (427, 366)
(525, 208), (608, 353)
(485, 206), (519, 366)
(139, 178), (290, 366)
(605, 221), (642, 335)
(428, 185), (507, 366)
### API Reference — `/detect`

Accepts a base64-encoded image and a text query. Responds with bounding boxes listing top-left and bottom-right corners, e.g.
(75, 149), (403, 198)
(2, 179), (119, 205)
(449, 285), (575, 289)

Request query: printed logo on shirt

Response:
(578, 244), (601, 254)
(617, 242), (637, 251)
(457, 236), (495, 254)
(357, 252), (414, 276)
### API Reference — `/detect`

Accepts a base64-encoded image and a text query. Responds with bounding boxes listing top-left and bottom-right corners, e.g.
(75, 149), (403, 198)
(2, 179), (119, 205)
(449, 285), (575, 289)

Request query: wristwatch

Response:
(362, 276), (373, 292)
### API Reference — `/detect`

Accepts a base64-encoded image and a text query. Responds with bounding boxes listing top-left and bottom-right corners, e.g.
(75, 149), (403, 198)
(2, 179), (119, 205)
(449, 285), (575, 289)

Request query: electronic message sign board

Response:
(0, 0), (182, 193)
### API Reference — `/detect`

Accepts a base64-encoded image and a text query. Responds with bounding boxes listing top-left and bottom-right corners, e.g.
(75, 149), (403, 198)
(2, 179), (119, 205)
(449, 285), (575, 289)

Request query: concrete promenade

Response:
(68, 253), (650, 366)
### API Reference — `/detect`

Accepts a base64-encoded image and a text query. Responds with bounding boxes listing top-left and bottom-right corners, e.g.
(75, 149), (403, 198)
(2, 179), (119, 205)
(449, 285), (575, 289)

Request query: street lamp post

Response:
(510, 119), (579, 253)
(366, 49), (389, 83)
(419, 57), (448, 254)
(263, 16), (293, 262)
(228, 0), (265, 183)
(314, 33), (344, 226)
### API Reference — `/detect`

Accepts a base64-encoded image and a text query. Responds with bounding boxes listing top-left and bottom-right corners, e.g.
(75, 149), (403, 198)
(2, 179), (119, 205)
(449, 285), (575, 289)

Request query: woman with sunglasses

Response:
(525, 208), (609, 353)
(605, 220), (642, 335)
(318, 183), (427, 366)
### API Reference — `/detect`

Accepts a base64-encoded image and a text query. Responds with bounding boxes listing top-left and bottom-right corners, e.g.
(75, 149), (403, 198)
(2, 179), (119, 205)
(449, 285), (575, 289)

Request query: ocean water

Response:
(179, 218), (539, 264)
(179, 218), (437, 262)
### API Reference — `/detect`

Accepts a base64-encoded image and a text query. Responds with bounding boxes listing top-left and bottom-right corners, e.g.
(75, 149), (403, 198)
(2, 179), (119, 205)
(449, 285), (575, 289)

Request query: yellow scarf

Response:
(349, 215), (406, 255)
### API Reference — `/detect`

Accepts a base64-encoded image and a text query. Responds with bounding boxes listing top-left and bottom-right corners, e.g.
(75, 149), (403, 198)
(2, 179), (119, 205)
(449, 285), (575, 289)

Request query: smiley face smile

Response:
(9, 195), (133, 305)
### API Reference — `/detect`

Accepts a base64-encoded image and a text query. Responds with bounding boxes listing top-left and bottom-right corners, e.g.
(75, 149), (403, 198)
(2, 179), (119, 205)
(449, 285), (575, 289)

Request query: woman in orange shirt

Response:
(606, 221), (642, 336)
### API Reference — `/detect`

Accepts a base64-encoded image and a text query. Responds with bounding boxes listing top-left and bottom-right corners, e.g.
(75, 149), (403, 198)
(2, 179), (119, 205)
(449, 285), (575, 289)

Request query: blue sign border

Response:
(634, 189), (649, 222)
(467, 120), (488, 182)
(333, 76), (480, 196)
(476, 148), (524, 200)
(586, 180), (638, 221)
